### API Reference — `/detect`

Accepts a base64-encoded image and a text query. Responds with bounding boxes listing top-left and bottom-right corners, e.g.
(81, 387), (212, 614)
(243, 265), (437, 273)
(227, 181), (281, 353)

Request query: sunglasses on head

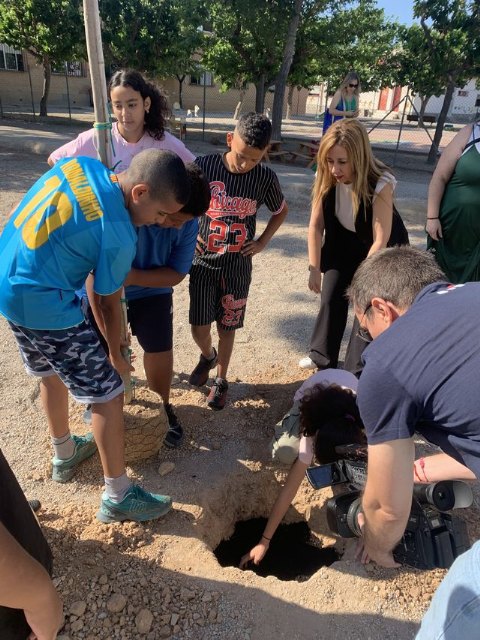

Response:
(349, 83), (358, 88)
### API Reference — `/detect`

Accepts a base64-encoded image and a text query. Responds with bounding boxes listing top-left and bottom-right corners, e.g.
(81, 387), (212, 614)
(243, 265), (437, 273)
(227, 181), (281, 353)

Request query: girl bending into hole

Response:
(240, 369), (364, 568)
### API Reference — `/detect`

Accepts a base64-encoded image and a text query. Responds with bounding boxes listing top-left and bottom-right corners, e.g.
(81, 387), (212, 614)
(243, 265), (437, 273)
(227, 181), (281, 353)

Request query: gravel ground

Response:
(1, 142), (475, 640)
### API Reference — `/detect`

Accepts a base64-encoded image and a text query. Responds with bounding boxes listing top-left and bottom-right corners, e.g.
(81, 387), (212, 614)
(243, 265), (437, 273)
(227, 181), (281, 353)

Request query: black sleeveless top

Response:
(320, 181), (409, 272)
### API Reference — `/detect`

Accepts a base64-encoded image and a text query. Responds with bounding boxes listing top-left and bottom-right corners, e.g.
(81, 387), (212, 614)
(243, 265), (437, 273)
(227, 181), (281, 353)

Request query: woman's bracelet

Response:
(426, 217), (439, 220)
(261, 534), (271, 542)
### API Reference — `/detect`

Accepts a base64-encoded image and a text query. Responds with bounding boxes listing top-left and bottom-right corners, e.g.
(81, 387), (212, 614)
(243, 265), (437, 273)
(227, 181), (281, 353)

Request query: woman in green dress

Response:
(322, 71), (361, 134)
(426, 122), (480, 283)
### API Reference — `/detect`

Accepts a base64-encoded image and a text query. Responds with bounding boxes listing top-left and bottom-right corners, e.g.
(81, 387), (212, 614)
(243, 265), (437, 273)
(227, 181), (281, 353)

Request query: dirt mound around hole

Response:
(197, 466), (339, 552)
(68, 386), (167, 462)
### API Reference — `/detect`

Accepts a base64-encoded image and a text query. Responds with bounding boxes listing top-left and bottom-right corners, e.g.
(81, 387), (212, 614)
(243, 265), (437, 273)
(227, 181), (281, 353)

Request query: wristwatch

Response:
(308, 265), (320, 272)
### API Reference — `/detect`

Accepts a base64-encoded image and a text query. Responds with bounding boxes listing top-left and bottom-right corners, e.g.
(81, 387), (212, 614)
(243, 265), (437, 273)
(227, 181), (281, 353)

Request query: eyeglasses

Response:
(349, 83), (358, 88)
(357, 302), (373, 343)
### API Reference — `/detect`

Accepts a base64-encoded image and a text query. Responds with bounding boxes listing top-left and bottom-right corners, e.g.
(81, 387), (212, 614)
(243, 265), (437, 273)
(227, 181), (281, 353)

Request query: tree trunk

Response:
(176, 75), (186, 108)
(428, 79), (455, 164)
(286, 85), (294, 119)
(39, 57), (51, 117)
(418, 95), (431, 128)
(255, 75), (267, 113)
(271, 0), (302, 140)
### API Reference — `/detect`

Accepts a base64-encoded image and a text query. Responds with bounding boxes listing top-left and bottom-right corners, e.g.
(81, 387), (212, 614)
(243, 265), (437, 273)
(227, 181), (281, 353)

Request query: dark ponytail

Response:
(300, 383), (365, 464)
(108, 69), (171, 140)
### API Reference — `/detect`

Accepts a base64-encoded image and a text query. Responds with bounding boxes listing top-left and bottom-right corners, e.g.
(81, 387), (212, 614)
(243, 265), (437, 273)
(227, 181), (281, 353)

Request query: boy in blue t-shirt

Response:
(0, 149), (190, 523)
(87, 163), (210, 449)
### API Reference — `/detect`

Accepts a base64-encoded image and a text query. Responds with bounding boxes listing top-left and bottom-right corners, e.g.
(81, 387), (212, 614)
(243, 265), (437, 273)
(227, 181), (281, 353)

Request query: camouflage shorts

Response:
(8, 320), (123, 404)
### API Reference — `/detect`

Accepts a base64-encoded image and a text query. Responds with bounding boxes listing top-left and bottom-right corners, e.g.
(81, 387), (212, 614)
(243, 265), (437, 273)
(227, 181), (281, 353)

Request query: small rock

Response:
(70, 619), (84, 632)
(208, 607), (217, 622)
(70, 601), (87, 617)
(107, 594), (127, 613)
(136, 608), (154, 634)
(158, 462), (175, 476)
(180, 587), (195, 600)
(170, 613), (180, 626)
(158, 624), (171, 638)
(99, 574), (108, 585)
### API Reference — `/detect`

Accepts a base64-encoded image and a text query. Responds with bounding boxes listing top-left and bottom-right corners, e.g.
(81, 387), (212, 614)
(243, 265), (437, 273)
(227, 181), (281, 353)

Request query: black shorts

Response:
(189, 263), (252, 331)
(127, 293), (173, 353)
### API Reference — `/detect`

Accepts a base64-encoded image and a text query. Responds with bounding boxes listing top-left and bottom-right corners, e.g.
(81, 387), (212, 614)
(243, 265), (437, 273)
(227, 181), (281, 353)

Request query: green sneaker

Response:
(51, 433), (97, 483)
(96, 484), (172, 523)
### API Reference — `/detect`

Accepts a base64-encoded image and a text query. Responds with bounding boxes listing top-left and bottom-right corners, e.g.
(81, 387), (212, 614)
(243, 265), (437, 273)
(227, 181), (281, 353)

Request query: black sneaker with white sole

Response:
(189, 348), (218, 387)
(164, 403), (184, 448)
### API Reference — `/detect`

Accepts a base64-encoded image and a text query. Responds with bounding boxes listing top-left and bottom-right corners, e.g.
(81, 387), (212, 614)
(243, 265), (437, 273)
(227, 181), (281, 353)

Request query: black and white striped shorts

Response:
(8, 320), (123, 404)
(189, 262), (252, 330)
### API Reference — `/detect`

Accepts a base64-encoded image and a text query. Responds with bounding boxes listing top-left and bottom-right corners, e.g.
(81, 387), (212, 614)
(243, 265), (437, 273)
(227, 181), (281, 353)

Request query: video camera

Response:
(306, 445), (472, 569)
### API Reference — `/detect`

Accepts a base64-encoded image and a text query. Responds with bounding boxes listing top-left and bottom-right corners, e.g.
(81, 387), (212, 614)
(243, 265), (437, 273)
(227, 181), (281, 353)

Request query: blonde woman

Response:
(299, 120), (408, 376)
(322, 71), (361, 134)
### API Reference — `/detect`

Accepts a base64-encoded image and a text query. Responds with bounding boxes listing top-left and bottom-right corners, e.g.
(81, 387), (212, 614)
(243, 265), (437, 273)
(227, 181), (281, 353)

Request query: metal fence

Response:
(0, 79), (467, 167)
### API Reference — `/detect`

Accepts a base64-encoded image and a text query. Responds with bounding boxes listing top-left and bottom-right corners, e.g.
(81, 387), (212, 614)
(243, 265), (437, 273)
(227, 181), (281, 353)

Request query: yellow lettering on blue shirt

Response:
(60, 158), (103, 222)
(23, 190), (73, 249)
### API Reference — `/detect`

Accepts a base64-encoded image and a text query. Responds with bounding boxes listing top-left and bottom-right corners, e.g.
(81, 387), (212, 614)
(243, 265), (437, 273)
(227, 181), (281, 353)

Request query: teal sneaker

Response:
(51, 433), (97, 483)
(96, 484), (172, 523)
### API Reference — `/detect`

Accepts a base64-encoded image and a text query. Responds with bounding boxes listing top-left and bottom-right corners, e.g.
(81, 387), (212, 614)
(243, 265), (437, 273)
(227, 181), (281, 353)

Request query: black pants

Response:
(308, 254), (367, 377)
(0, 450), (53, 640)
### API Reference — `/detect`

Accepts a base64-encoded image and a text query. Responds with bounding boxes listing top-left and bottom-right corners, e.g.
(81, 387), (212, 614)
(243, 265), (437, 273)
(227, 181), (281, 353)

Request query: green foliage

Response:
(0, 0), (84, 64)
(412, 0), (480, 87)
(312, 0), (401, 92)
(99, 0), (176, 75)
(203, 0), (297, 91)
(410, 0), (480, 162)
(395, 24), (444, 100)
(99, 0), (207, 79)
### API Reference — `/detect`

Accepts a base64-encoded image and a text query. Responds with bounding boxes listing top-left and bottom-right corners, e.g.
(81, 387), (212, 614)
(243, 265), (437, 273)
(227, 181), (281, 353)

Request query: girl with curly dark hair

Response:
(240, 370), (365, 568)
(48, 69), (194, 171)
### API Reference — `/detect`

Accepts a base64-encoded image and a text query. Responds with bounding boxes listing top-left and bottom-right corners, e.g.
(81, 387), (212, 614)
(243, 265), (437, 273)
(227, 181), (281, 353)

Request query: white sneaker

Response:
(298, 356), (317, 370)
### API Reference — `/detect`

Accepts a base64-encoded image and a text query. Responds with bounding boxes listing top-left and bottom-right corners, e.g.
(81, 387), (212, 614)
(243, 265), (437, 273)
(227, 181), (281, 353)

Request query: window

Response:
(457, 90), (469, 97)
(52, 61), (85, 77)
(0, 44), (24, 72)
(190, 71), (214, 86)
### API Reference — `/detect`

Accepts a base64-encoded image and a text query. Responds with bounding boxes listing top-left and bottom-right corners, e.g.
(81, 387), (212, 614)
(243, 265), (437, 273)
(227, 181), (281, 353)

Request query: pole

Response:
(393, 89), (409, 167)
(202, 70), (207, 141)
(26, 56), (36, 118)
(64, 62), (72, 121)
(82, 0), (111, 167)
(82, 0), (133, 401)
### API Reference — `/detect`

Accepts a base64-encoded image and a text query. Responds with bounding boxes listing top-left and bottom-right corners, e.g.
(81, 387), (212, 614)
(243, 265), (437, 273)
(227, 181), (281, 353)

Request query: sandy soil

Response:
(0, 143), (476, 640)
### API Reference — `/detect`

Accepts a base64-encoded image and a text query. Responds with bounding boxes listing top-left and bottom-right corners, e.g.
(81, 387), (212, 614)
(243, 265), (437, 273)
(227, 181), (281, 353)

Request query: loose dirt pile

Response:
(1, 145), (476, 639)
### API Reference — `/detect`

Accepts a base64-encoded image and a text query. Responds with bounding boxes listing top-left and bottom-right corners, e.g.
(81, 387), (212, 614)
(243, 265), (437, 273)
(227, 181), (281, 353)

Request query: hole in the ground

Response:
(214, 517), (340, 582)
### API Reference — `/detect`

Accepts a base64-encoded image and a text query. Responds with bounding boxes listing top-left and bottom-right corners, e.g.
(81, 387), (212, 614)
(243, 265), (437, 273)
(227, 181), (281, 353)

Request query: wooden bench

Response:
(406, 114), (436, 124)
(267, 150), (292, 162)
(169, 117), (187, 140)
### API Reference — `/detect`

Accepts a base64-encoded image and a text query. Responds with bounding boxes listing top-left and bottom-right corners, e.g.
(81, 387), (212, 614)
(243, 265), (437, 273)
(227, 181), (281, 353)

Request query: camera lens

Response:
(413, 482), (455, 510)
(346, 497), (363, 536)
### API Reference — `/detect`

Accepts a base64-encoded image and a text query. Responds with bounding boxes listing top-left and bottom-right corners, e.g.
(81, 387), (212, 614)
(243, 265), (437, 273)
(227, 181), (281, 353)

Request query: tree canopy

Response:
(0, 0), (84, 115)
(413, 0), (480, 162)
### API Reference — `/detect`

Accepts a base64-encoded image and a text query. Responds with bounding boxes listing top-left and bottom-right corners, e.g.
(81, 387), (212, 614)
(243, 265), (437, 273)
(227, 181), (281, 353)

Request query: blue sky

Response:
(376, 0), (415, 24)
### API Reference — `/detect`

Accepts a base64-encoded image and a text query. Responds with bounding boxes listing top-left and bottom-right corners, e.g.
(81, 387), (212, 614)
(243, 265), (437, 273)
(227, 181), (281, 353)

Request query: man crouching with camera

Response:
(347, 246), (480, 568)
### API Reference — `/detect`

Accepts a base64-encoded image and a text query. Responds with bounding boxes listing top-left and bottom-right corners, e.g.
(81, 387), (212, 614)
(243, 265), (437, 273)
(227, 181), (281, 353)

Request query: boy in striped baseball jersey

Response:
(189, 112), (288, 409)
